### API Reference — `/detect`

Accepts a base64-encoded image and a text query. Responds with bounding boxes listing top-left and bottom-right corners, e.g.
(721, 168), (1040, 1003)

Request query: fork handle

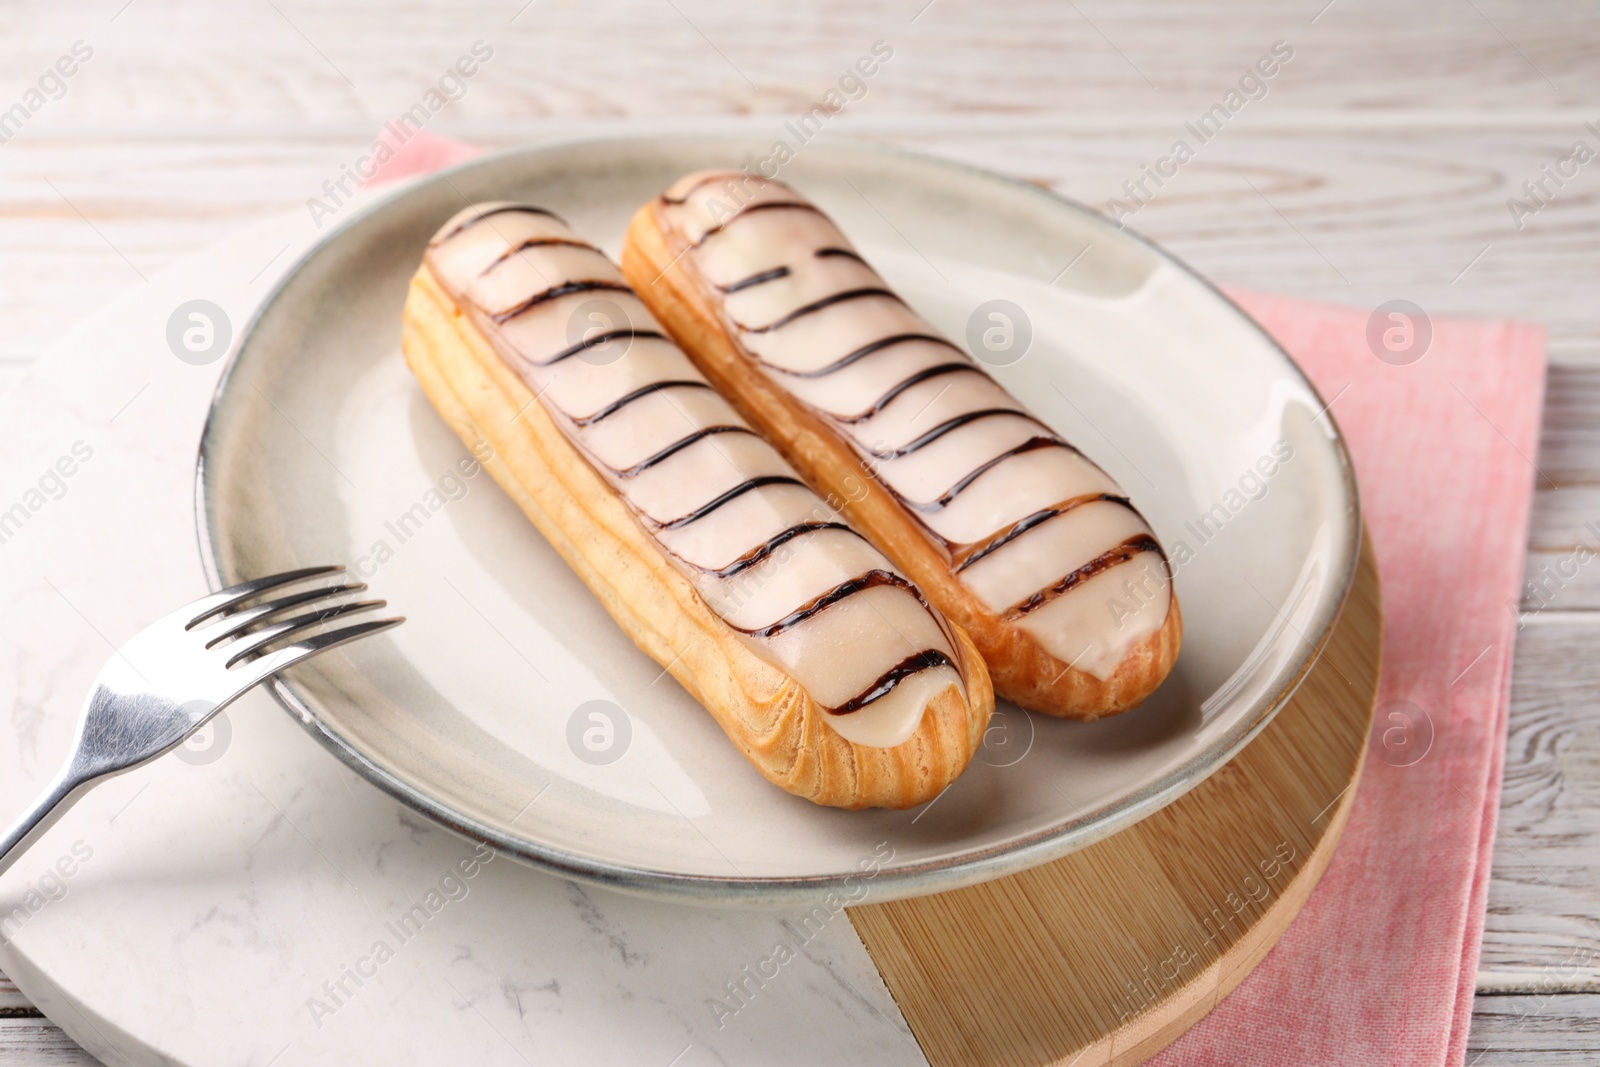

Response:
(0, 769), (96, 880)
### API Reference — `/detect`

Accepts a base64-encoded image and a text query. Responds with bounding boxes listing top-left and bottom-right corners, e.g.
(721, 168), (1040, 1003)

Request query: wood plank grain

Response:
(0, 1019), (97, 1065)
(1467, 993), (1600, 1064)
(1480, 614), (1600, 991)
(1521, 364), (1600, 611)
(0, 0), (1594, 123)
(0, 971), (33, 1016)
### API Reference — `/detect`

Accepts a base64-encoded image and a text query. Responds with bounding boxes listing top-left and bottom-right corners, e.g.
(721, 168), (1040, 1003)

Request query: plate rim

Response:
(194, 131), (1363, 906)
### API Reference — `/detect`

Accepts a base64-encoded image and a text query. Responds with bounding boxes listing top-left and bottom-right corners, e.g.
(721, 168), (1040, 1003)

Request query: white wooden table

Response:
(2, 0), (1597, 1061)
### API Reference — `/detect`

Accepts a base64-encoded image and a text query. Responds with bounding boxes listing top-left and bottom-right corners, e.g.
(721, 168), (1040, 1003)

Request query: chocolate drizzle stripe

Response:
(721, 266), (790, 293)
(537, 328), (669, 366)
(661, 174), (761, 205)
(738, 288), (904, 335)
(491, 280), (634, 323)
(773, 332), (965, 380)
(731, 569), (919, 638)
(691, 202), (825, 247)
(655, 476), (805, 530)
(1002, 536), (1165, 620)
(482, 237), (608, 273)
(701, 522), (861, 579)
(830, 649), (957, 716)
(953, 494), (1136, 573)
(874, 407), (1050, 460)
(904, 437), (1074, 513)
(572, 380), (713, 426)
(814, 246), (867, 264)
(613, 425), (756, 478)
(837, 362), (981, 424)
(435, 204), (566, 243)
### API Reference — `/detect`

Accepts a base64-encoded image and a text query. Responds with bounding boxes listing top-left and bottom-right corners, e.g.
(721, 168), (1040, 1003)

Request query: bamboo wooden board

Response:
(850, 536), (1382, 1067)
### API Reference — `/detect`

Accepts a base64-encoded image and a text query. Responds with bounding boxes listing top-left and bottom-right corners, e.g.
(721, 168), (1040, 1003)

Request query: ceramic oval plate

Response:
(197, 135), (1359, 906)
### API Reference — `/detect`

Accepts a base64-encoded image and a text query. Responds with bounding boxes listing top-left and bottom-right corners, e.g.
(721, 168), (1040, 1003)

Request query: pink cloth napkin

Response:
(362, 125), (482, 185)
(1153, 292), (1545, 1067)
(376, 132), (1548, 1066)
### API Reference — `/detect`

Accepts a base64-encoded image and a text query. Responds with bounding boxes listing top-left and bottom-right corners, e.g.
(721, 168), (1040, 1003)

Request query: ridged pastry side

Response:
(402, 264), (992, 808)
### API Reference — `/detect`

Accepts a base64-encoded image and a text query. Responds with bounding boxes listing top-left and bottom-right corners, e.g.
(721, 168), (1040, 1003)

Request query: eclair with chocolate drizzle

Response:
(622, 173), (1181, 720)
(402, 202), (992, 809)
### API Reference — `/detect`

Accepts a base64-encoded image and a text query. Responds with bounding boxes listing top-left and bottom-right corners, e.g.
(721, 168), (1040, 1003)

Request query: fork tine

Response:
(238, 617), (404, 685)
(223, 600), (389, 668)
(201, 582), (368, 648)
(185, 565), (345, 629)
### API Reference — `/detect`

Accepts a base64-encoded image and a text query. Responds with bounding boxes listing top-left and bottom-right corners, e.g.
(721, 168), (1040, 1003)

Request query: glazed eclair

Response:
(402, 202), (992, 809)
(622, 173), (1181, 720)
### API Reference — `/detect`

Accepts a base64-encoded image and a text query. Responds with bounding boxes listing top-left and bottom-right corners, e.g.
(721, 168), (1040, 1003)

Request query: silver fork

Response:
(0, 566), (402, 877)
